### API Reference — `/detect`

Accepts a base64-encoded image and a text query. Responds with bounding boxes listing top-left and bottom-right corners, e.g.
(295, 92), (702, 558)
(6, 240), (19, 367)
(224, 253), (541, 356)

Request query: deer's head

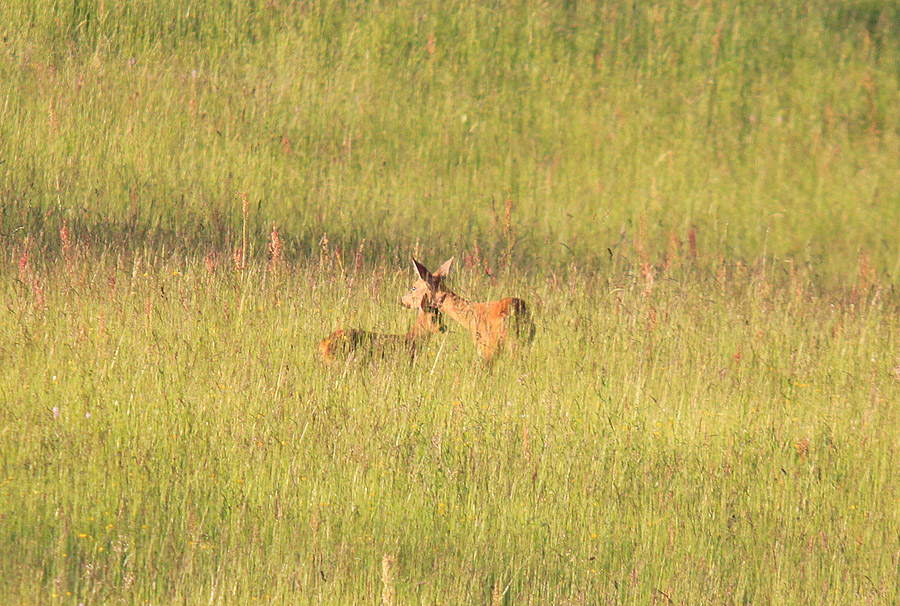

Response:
(401, 257), (453, 311)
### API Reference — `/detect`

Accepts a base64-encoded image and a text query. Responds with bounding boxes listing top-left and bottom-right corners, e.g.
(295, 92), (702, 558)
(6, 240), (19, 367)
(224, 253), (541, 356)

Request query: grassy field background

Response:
(2, 1), (900, 604)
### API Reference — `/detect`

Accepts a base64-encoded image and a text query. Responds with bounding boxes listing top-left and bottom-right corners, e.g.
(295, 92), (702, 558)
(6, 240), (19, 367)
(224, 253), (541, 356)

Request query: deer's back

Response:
(471, 297), (535, 358)
(318, 328), (410, 363)
(318, 322), (440, 363)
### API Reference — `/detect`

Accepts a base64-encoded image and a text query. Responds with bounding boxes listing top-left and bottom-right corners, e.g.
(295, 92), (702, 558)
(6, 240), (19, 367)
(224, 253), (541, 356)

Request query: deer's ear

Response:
(413, 258), (431, 282)
(434, 257), (454, 280)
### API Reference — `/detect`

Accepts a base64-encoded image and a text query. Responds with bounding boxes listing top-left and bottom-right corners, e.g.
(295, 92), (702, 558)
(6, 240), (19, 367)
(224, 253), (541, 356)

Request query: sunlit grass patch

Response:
(2, 241), (899, 603)
(3, 0), (900, 603)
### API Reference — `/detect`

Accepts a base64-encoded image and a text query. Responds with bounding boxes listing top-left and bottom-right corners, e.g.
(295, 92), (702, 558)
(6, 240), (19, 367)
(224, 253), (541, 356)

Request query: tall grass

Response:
(2, 0), (900, 604)
(3, 1), (900, 277)
(2, 244), (899, 604)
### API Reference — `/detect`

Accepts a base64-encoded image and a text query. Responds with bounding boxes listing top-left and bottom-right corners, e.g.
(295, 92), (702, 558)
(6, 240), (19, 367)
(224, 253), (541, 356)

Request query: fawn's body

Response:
(318, 304), (444, 363)
(403, 258), (535, 362)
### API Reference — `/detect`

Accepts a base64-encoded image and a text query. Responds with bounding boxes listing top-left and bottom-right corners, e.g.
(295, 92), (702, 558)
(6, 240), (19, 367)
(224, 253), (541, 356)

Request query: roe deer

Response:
(403, 257), (535, 362)
(318, 298), (445, 363)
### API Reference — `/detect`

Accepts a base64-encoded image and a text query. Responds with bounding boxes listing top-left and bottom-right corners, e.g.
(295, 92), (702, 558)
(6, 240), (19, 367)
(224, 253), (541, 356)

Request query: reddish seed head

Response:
(269, 222), (283, 274)
(18, 250), (28, 279)
(59, 222), (70, 255)
(233, 246), (245, 272)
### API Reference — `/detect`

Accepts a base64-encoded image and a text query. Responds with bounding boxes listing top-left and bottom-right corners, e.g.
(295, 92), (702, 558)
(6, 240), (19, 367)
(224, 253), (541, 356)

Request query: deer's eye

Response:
(411, 287), (416, 291)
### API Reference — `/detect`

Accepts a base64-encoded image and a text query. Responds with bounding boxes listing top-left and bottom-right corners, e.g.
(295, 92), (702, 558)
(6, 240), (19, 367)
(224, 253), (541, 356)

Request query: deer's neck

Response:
(437, 289), (476, 332)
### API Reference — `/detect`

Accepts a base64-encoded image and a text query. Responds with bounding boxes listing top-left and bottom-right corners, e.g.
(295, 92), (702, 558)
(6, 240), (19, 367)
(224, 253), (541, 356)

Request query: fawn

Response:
(403, 257), (535, 362)
(318, 298), (445, 363)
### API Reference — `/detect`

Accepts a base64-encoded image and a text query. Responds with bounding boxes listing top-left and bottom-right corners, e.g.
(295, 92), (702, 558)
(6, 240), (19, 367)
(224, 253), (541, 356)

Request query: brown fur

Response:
(318, 304), (444, 363)
(404, 257), (535, 362)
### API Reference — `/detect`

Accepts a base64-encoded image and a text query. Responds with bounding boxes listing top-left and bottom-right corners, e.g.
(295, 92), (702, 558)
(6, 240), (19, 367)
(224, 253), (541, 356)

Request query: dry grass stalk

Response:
(354, 239), (366, 273)
(641, 262), (655, 296)
(236, 191), (250, 273)
(381, 553), (396, 606)
(503, 196), (515, 267)
(319, 232), (330, 270)
(491, 579), (504, 606)
(635, 211), (649, 267)
(48, 99), (59, 135)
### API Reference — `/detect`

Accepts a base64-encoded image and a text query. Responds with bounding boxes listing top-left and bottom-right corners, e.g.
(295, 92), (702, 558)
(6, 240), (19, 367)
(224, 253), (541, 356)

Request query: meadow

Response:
(2, 0), (900, 604)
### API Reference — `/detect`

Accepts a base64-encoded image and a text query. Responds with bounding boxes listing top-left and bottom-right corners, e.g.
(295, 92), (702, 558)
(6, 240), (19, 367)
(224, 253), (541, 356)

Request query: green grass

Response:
(3, 0), (900, 276)
(2, 0), (900, 604)
(3, 250), (900, 604)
